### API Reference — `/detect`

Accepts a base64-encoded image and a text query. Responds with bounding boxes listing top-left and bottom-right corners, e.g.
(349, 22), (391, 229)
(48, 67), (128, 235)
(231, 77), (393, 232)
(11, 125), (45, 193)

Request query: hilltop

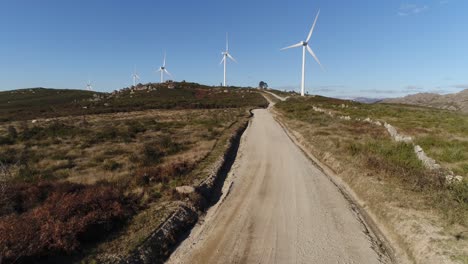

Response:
(382, 89), (468, 113)
(0, 82), (267, 122)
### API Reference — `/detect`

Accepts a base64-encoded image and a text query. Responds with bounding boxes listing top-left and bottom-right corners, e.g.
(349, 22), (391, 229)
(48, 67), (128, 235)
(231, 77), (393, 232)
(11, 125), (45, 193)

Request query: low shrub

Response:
(0, 182), (136, 262)
(134, 160), (195, 186)
(102, 160), (122, 171)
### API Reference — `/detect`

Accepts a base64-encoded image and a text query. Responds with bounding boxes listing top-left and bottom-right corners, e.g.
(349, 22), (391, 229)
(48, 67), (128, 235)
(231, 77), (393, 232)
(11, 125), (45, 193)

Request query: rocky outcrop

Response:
(414, 145), (441, 171)
(383, 123), (412, 143)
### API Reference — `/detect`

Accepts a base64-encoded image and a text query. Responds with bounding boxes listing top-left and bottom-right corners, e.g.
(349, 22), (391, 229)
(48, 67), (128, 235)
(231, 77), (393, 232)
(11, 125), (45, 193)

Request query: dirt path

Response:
(167, 108), (389, 264)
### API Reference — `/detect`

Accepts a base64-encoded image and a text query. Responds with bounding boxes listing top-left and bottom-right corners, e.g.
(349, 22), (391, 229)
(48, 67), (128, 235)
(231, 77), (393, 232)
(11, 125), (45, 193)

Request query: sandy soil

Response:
(167, 108), (389, 264)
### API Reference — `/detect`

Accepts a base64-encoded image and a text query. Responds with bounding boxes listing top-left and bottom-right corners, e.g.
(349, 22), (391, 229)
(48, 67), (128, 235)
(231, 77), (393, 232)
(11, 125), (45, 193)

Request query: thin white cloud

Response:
(405, 85), (423, 90)
(314, 85), (346, 92)
(398, 3), (429, 16)
(360, 89), (399, 94)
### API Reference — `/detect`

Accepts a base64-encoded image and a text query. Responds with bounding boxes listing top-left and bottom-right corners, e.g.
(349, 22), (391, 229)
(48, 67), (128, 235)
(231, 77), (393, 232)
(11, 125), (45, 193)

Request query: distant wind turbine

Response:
(156, 52), (172, 83)
(220, 33), (237, 87)
(86, 80), (93, 91)
(132, 66), (140, 87)
(281, 10), (323, 96)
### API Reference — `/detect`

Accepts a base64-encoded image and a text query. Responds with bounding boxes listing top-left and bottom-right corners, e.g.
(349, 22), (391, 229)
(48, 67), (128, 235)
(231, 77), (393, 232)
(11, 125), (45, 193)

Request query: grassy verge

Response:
(287, 96), (468, 177)
(274, 97), (468, 263)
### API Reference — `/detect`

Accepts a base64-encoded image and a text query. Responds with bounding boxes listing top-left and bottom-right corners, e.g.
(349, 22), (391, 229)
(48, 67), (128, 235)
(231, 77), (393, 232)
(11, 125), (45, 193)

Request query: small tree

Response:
(258, 81), (268, 89)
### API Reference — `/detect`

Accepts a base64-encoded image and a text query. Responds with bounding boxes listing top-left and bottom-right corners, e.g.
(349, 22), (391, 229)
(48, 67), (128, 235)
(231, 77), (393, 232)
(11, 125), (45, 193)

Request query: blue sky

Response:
(0, 0), (467, 98)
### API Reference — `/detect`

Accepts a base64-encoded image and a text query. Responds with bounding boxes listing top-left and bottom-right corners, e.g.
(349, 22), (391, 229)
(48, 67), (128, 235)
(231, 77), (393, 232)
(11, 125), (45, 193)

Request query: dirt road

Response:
(167, 108), (388, 264)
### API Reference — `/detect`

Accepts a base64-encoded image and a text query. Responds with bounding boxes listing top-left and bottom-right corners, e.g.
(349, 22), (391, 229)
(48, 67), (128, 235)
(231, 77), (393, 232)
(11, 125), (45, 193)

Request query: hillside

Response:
(382, 89), (468, 113)
(0, 82), (267, 263)
(0, 83), (268, 122)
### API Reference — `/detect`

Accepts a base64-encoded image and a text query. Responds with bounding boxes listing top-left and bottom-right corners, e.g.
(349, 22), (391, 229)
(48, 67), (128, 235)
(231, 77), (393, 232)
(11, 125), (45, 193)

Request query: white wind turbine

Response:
(86, 80), (93, 91)
(132, 66), (140, 87)
(156, 53), (172, 83)
(281, 10), (323, 96)
(220, 33), (237, 87)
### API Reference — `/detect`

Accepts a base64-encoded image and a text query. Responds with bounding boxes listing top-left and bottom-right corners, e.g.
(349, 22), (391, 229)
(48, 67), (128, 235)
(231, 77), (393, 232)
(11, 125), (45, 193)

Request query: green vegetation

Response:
(0, 82), (267, 122)
(279, 96), (468, 177)
(0, 88), (102, 122)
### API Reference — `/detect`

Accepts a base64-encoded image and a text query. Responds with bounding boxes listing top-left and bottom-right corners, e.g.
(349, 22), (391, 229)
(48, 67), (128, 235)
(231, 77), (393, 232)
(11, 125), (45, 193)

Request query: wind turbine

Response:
(220, 33), (236, 87)
(132, 66), (140, 87)
(281, 10), (323, 96)
(86, 80), (93, 91)
(156, 52), (172, 83)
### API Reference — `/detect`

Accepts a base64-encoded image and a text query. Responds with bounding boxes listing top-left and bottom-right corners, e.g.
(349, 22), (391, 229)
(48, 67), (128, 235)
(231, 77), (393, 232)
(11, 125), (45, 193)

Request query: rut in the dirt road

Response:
(167, 108), (390, 264)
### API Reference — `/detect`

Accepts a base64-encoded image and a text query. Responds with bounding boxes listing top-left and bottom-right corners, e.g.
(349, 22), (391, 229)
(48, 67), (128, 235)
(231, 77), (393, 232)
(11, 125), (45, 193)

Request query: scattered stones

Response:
(31, 119), (37, 124)
(175, 186), (195, 195)
(446, 174), (463, 184)
(312, 106), (325, 113)
(364, 117), (382, 126)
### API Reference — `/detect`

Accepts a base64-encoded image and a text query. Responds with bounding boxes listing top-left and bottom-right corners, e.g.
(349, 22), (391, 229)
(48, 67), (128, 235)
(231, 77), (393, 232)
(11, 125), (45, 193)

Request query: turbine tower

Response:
(281, 10), (323, 96)
(220, 33), (236, 87)
(132, 66), (140, 87)
(156, 52), (172, 83)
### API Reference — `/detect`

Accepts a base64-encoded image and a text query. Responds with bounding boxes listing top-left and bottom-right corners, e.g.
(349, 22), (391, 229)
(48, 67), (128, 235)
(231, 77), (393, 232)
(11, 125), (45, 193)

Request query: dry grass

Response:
(0, 107), (252, 262)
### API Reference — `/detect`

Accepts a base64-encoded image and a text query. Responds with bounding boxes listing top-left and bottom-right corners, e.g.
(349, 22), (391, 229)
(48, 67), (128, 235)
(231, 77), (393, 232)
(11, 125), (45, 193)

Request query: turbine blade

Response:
(156, 68), (162, 72)
(226, 32), (229, 51)
(163, 52), (166, 67)
(220, 56), (225, 65)
(306, 10), (320, 42)
(164, 69), (172, 77)
(306, 45), (324, 70)
(280, 42), (303, 50)
(227, 53), (237, 63)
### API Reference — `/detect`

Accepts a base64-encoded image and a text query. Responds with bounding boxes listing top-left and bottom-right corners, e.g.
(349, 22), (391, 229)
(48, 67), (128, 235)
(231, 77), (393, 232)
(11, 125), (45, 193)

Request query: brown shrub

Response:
(0, 182), (136, 262)
(134, 160), (195, 186)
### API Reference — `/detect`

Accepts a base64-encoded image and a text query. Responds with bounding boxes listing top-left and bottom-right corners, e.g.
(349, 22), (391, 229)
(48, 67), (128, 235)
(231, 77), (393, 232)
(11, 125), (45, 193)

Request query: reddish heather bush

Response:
(134, 160), (195, 186)
(194, 89), (208, 99)
(0, 182), (135, 262)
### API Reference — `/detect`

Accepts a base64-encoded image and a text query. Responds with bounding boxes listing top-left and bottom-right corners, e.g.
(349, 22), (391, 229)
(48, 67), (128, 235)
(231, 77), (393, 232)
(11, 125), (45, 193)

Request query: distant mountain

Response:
(382, 89), (468, 113)
(351, 97), (383, 104)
